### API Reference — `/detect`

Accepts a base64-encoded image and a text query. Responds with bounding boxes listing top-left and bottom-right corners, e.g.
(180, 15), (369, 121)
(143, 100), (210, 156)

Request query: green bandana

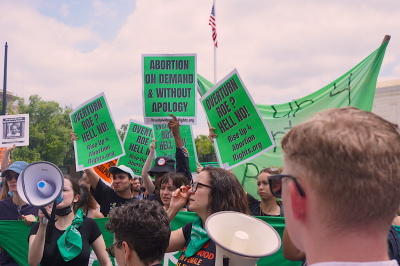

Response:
(57, 208), (85, 262)
(184, 217), (210, 257)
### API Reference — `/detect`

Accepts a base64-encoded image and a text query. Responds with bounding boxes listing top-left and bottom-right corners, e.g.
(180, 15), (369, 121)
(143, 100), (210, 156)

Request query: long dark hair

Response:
(202, 166), (249, 215)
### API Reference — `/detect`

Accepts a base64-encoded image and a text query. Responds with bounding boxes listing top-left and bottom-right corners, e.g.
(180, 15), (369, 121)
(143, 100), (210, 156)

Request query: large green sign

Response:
(118, 120), (153, 176)
(200, 69), (275, 169)
(70, 93), (124, 171)
(152, 124), (198, 173)
(142, 54), (197, 125)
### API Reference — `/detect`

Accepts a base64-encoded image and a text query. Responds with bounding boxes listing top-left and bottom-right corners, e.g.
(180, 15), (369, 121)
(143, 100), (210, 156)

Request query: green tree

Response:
(10, 95), (74, 166)
(194, 134), (215, 162)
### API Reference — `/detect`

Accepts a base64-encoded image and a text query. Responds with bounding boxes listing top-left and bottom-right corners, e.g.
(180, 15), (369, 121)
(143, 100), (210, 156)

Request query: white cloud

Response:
(1, 0), (399, 137)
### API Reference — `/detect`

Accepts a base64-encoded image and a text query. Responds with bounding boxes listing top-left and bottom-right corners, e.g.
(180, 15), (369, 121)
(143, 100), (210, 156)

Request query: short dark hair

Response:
(106, 200), (170, 265)
(157, 172), (189, 189)
(202, 166), (249, 215)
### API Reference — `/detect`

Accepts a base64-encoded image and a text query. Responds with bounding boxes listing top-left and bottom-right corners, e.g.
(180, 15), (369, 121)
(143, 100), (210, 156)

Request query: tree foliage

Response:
(195, 134), (214, 155)
(8, 95), (74, 166)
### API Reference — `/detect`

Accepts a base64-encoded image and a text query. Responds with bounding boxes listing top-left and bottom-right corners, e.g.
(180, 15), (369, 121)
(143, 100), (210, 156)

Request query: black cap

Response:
(148, 157), (175, 177)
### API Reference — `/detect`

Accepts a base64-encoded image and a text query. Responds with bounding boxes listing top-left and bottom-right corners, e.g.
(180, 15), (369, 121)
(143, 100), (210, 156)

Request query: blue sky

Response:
(1, 0), (400, 136)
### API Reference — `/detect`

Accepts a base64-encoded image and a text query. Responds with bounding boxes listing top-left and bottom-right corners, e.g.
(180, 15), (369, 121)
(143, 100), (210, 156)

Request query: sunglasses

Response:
(5, 173), (19, 182)
(191, 182), (212, 192)
(106, 240), (123, 258)
(267, 174), (306, 198)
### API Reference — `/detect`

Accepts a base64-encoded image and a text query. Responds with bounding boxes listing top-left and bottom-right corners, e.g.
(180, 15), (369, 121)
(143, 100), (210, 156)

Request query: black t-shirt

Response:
(176, 223), (216, 266)
(247, 193), (284, 217)
(92, 179), (136, 216)
(28, 217), (101, 266)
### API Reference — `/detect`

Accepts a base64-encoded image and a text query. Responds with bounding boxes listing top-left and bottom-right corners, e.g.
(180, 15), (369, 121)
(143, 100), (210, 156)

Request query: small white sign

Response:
(0, 114), (30, 147)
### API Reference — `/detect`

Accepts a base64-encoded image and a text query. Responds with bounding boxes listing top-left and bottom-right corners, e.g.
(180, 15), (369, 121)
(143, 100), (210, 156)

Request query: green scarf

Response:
(57, 208), (85, 262)
(184, 217), (210, 257)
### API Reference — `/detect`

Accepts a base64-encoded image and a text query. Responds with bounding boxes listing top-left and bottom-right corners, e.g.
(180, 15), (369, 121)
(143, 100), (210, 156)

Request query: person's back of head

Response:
(106, 200), (170, 265)
(282, 107), (400, 230)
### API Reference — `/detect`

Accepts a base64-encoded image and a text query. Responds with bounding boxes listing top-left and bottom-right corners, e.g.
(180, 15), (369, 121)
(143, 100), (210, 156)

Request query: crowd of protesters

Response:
(1, 107), (400, 265)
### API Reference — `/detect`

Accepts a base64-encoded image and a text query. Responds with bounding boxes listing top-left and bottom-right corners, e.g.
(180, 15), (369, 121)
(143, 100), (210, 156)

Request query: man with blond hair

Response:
(268, 107), (400, 265)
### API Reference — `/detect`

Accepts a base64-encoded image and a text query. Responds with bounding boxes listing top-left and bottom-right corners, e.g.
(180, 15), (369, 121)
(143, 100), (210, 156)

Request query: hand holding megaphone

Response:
(38, 205), (52, 225)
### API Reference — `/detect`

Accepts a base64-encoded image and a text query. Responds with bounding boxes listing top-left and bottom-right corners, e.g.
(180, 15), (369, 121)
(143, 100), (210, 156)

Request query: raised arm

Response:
(1, 144), (15, 172)
(141, 139), (156, 194)
(84, 167), (101, 190)
(169, 114), (192, 182)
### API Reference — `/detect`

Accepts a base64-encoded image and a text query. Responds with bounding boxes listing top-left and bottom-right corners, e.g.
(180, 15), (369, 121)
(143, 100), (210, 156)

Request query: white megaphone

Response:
(205, 211), (281, 266)
(17, 161), (64, 207)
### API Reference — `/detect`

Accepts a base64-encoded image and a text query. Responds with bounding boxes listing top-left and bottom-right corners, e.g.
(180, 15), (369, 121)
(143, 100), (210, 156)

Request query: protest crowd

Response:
(0, 106), (399, 266)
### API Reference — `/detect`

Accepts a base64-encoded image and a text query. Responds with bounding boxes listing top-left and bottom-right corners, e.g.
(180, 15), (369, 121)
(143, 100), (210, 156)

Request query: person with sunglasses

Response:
(0, 158), (39, 266)
(166, 166), (249, 265)
(105, 200), (170, 266)
(247, 166), (284, 217)
(270, 107), (400, 266)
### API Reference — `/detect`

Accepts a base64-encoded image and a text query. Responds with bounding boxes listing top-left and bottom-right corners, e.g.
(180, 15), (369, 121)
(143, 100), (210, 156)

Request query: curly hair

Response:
(106, 200), (170, 265)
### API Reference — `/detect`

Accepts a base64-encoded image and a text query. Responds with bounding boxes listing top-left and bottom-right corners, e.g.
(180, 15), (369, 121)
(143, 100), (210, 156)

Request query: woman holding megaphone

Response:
(28, 176), (111, 266)
(166, 166), (249, 265)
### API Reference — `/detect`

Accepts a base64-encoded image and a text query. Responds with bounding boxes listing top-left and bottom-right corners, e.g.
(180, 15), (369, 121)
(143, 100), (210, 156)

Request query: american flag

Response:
(209, 1), (218, 48)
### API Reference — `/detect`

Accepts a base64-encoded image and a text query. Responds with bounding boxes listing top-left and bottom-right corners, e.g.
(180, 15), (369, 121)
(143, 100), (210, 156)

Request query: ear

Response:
(130, 178), (135, 185)
(289, 181), (306, 221)
(122, 241), (132, 262)
(73, 194), (80, 203)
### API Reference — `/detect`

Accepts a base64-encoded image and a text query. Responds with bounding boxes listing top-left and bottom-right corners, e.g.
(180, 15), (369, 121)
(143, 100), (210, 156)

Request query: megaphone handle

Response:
(44, 201), (58, 244)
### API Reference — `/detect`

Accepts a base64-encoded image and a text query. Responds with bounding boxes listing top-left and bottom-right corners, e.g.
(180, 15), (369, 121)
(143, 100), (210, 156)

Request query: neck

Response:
(305, 225), (390, 264)
(117, 189), (133, 199)
(56, 211), (75, 230)
(132, 190), (140, 197)
(260, 198), (280, 214)
(12, 192), (26, 207)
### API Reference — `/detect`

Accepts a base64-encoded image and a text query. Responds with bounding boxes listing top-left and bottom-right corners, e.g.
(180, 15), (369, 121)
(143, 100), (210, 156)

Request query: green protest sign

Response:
(200, 69), (275, 170)
(197, 41), (389, 196)
(70, 93), (124, 171)
(153, 124), (198, 173)
(142, 54), (197, 125)
(117, 120), (153, 175)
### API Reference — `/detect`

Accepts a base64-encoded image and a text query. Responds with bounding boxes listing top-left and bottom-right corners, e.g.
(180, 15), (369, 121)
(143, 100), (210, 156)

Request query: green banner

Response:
(142, 54), (197, 125)
(152, 124), (198, 173)
(200, 69), (275, 170)
(197, 41), (389, 197)
(0, 213), (301, 266)
(117, 120), (153, 176)
(70, 93), (124, 171)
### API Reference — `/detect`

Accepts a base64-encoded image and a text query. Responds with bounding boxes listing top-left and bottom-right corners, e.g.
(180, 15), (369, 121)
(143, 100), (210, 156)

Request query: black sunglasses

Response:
(191, 182), (212, 192)
(106, 240), (123, 258)
(5, 173), (19, 182)
(268, 174), (306, 198)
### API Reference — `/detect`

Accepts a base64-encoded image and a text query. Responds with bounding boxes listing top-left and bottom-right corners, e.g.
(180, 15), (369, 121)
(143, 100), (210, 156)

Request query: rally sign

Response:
(70, 93), (124, 171)
(152, 124), (198, 173)
(94, 159), (117, 184)
(118, 120), (153, 176)
(142, 54), (197, 125)
(200, 69), (275, 169)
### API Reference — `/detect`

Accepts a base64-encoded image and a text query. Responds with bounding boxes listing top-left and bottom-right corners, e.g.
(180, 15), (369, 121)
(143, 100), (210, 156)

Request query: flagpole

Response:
(213, 0), (217, 84)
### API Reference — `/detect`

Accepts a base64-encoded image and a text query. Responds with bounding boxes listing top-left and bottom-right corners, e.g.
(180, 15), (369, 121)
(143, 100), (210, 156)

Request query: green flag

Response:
(117, 120), (153, 175)
(197, 41), (389, 196)
(70, 93), (124, 171)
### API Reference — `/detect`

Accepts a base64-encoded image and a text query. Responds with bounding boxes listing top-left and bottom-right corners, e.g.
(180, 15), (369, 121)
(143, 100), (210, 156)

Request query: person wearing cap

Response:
(141, 114), (192, 202)
(0, 146), (39, 265)
(83, 164), (137, 217)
